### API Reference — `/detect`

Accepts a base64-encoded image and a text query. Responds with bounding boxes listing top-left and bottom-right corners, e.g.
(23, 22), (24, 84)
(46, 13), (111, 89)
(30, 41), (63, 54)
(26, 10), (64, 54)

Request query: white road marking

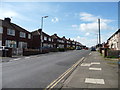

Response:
(85, 78), (105, 84)
(81, 63), (91, 66)
(13, 58), (21, 61)
(89, 67), (102, 71)
(89, 53), (91, 55)
(25, 57), (30, 59)
(91, 62), (100, 65)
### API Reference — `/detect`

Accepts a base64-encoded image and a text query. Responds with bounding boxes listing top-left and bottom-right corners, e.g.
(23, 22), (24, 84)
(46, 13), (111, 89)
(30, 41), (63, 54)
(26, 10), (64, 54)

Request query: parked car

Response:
(76, 47), (81, 50)
(91, 47), (96, 51)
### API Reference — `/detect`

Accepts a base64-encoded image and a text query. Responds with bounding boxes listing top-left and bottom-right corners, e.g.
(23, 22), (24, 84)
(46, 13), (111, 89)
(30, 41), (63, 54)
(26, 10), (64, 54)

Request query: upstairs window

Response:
(7, 29), (15, 36)
(20, 32), (26, 38)
(28, 34), (31, 39)
(0, 27), (3, 33)
(44, 36), (47, 41)
(49, 38), (51, 41)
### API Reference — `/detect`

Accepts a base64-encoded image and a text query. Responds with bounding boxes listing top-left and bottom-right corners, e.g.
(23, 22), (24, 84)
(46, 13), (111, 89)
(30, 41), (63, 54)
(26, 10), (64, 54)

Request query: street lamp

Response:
(41, 16), (48, 30)
(40, 16), (48, 53)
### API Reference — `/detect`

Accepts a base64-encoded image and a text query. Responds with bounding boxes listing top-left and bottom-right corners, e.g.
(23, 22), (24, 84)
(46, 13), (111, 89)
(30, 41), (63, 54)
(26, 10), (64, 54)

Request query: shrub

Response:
(58, 48), (65, 52)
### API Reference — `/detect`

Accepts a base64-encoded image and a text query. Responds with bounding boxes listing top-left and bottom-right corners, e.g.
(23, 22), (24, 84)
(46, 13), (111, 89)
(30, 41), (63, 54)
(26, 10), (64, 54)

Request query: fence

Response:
(100, 48), (120, 58)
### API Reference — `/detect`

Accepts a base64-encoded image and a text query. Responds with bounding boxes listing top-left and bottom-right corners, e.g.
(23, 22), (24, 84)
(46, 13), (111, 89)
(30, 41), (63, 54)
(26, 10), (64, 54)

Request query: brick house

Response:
(62, 36), (67, 49)
(107, 29), (120, 50)
(71, 40), (76, 48)
(31, 29), (54, 50)
(66, 38), (71, 48)
(0, 18), (32, 55)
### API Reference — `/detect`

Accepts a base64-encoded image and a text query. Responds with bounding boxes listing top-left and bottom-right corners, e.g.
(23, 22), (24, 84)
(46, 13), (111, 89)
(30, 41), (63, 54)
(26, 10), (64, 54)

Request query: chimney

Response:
(38, 29), (42, 32)
(69, 38), (70, 40)
(63, 36), (65, 38)
(4, 18), (11, 23)
(54, 34), (57, 36)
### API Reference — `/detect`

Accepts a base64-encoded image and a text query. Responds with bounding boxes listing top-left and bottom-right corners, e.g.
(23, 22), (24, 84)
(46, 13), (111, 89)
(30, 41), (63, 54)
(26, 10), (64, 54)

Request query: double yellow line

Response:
(45, 57), (85, 90)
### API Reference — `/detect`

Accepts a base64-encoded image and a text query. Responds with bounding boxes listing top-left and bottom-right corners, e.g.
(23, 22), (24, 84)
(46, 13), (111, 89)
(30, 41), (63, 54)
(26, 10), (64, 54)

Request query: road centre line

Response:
(45, 57), (85, 90)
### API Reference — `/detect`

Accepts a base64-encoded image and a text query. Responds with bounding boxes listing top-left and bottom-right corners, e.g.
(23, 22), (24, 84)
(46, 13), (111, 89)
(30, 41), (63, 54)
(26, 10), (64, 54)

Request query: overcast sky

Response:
(0, 1), (118, 47)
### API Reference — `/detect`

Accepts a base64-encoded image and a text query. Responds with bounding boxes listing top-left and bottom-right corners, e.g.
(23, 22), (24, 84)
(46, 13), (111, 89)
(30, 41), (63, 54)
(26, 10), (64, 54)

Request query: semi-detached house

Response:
(107, 29), (120, 50)
(0, 18), (32, 55)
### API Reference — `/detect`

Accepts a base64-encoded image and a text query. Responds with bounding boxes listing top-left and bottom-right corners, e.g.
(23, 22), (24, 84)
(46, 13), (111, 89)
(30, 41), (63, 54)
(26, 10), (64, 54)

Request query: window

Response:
(49, 38), (51, 41)
(28, 34), (31, 39)
(6, 40), (17, 48)
(51, 39), (53, 42)
(20, 32), (26, 38)
(18, 42), (27, 48)
(0, 27), (3, 33)
(0, 40), (2, 46)
(44, 36), (47, 41)
(7, 29), (15, 36)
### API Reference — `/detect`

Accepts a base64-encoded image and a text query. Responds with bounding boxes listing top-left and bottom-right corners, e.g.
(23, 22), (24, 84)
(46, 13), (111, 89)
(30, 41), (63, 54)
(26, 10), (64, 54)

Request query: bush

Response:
(58, 48), (65, 52)
(66, 47), (75, 50)
(50, 48), (58, 52)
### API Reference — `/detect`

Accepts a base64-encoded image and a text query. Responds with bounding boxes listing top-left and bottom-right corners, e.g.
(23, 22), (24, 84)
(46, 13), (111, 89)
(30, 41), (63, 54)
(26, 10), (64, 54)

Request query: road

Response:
(2, 50), (90, 88)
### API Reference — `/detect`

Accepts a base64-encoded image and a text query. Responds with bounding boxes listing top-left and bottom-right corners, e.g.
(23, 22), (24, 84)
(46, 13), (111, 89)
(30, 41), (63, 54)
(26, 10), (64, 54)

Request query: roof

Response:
(108, 29), (120, 41)
(1, 18), (31, 33)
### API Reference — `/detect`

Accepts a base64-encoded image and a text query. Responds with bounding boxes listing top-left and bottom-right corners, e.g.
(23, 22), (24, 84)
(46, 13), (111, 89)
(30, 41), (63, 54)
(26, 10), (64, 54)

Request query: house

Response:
(0, 18), (32, 55)
(31, 29), (54, 52)
(107, 29), (120, 50)
(66, 38), (71, 48)
(51, 34), (65, 49)
(62, 36), (67, 49)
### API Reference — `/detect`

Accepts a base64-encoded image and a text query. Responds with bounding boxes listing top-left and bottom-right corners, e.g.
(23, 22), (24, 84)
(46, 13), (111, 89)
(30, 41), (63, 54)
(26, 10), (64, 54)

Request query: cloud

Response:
(71, 24), (78, 28)
(79, 22), (109, 33)
(85, 32), (90, 36)
(51, 17), (59, 23)
(72, 36), (97, 47)
(80, 12), (99, 22)
(0, 9), (18, 19)
(79, 12), (114, 33)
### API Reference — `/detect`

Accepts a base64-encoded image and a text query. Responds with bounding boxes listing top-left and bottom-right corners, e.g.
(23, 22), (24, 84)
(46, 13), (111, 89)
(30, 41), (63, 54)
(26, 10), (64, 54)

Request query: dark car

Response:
(91, 47), (96, 51)
(76, 47), (81, 50)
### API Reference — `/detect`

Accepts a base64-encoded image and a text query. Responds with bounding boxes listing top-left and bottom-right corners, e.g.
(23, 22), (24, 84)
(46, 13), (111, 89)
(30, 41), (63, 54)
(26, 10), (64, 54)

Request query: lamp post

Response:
(40, 16), (48, 53)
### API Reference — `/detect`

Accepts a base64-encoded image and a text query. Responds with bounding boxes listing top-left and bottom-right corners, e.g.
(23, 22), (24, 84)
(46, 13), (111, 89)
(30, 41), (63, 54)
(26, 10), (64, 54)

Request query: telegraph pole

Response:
(98, 19), (101, 47)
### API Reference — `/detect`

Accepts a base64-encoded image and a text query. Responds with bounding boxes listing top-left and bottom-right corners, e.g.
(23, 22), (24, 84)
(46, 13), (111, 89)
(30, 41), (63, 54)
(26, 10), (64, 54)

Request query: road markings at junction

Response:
(45, 57), (85, 90)
(9, 58), (21, 62)
(89, 67), (102, 71)
(25, 57), (30, 59)
(91, 62), (100, 65)
(85, 78), (105, 84)
(81, 63), (91, 66)
(89, 53), (91, 55)
(13, 58), (21, 61)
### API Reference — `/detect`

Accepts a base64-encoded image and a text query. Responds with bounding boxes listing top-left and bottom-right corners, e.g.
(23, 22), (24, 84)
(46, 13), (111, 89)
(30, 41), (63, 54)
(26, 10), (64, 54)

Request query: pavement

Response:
(61, 51), (118, 89)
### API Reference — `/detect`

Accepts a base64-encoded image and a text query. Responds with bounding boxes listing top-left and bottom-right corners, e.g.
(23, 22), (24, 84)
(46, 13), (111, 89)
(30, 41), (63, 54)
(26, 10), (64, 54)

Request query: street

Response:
(2, 50), (90, 88)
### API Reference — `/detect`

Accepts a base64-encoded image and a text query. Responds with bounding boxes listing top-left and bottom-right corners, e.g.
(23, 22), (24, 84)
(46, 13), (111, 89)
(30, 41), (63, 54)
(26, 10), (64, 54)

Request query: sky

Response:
(0, 1), (118, 47)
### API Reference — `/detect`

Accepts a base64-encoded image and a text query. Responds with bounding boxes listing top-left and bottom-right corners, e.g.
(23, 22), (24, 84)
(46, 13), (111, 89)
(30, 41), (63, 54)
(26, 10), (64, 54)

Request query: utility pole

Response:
(98, 19), (101, 47)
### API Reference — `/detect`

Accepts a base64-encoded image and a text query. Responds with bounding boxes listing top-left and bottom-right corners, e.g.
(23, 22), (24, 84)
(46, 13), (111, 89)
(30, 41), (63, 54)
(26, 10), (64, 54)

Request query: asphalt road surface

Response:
(2, 50), (90, 88)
